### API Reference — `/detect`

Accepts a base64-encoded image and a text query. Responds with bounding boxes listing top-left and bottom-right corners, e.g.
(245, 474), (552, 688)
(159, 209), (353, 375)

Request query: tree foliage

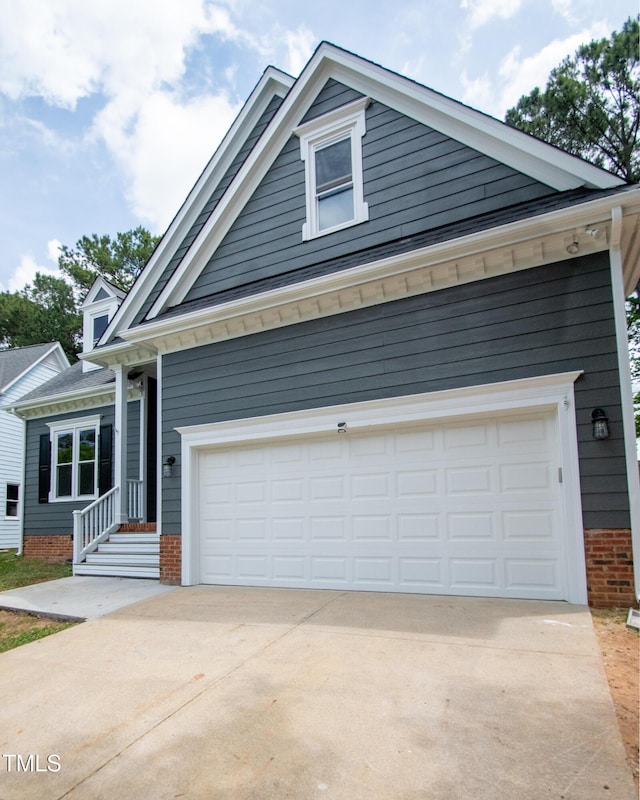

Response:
(0, 227), (160, 360)
(58, 226), (160, 298)
(505, 16), (640, 182)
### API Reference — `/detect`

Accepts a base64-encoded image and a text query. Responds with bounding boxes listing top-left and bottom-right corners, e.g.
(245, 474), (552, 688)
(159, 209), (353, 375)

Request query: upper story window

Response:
(295, 96), (369, 240)
(92, 314), (109, 346)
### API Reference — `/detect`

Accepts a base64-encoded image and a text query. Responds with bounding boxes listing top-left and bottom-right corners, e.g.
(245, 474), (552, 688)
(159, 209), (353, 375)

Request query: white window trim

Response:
(47, 415), (101, 503)
(295, 96), (370, 240)
(4, 482), (20, 521)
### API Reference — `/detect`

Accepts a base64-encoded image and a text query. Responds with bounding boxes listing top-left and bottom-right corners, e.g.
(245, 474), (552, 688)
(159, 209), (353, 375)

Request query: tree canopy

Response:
(505, 16), (640, 182)
(0, 227), (160, 361)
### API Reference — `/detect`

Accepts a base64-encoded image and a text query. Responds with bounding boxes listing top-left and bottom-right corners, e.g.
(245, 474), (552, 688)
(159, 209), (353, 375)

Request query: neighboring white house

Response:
(0, 343), (69, 550)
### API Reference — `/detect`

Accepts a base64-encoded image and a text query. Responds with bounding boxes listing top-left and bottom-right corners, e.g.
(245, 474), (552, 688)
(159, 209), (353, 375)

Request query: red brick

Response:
(584, 528), (636, 608)
(160, 534), (181, 585)
(22, 535), (73, 564)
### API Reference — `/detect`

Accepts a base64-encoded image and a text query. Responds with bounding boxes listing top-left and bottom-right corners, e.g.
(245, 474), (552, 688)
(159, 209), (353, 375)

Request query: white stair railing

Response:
(127, 479), (144, 521)
(72, 486), (119, 566)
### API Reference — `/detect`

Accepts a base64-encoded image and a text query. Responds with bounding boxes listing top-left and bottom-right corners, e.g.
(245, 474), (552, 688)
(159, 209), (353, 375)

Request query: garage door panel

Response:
(197, 411), (566, 599)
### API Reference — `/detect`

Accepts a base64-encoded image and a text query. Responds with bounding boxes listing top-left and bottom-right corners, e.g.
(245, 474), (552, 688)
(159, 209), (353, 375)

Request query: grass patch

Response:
(0, 610), (77, 654)
(0, 550), (72, 592)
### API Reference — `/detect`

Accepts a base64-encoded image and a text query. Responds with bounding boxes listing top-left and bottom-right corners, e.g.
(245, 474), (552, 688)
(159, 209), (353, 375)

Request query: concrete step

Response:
(108, 533), (159, 545)
(97, 542), (159, 555)
(74, 563), (160, 578)
(85, 553), (159, 566)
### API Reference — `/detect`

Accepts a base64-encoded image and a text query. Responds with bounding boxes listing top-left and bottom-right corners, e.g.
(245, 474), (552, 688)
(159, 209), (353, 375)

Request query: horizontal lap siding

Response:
(162, 253), (628, 533)
(183, 81), (554, 303)
(23, 403), (139, 536)
(132, 96), (284, 326)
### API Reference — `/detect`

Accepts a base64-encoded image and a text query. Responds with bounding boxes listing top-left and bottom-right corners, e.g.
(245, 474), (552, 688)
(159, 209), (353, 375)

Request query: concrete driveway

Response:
(0, 587), (635, 799)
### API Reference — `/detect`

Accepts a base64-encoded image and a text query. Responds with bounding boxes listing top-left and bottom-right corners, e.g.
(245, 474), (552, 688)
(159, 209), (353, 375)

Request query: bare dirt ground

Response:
(591, 608), (639, 790)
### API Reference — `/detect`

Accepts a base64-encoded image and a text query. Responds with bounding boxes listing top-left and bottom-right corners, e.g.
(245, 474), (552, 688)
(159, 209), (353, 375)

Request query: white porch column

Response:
(113, 364), (129, 524)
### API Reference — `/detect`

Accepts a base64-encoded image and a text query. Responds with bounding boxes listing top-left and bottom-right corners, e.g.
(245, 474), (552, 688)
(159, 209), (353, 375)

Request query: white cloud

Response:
(0, 254), (60, 293)
(461, 22), (611, 118)
(47, 240), (63, 264)
(283, 27), (316, 76)
(93, 89), (241, 232)
(460, 0), (523, 29)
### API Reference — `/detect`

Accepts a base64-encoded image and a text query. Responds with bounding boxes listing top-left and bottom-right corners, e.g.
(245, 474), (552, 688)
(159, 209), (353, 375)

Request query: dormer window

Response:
(295, 96), (369, 240)
(92, 314), (109, 346)
(80, 277), (126, 371)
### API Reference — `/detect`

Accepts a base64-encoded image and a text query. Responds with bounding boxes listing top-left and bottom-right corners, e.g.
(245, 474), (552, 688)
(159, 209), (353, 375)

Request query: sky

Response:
(0, 0), (636, 293)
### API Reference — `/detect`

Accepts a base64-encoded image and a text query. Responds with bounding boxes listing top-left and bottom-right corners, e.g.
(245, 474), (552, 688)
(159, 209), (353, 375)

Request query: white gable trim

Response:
(102, 67), (295, 343)
(145, 43), (624, 322)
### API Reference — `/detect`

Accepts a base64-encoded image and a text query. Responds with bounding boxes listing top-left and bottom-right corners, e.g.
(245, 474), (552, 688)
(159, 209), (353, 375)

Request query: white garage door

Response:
(197, 410), (566, 599)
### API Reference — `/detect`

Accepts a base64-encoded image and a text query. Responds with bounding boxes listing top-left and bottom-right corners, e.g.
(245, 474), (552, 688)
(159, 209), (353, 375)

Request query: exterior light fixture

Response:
(566, 241), (579, 255)
(163, 456), (176, 478)
(337, 422), (347, 433)
(591, 408), (610, 440)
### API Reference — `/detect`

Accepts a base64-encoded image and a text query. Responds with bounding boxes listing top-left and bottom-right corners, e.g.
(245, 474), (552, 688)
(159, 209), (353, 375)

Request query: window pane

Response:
(79, 463), (95, 496)
(57, 464), (72, 497)
(57, 433), (73, 464)
(318, 186), (354, 230)
(316, 139), (352, 192)
(7, 484), (19, 501)
(79, 429), (96, 462)
(93, 314), (109, 344)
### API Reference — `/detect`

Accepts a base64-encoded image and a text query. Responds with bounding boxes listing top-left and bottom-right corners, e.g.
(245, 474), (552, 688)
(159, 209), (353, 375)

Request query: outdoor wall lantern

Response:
(591, 408), (610, 440)
(163, 456), (176, 478)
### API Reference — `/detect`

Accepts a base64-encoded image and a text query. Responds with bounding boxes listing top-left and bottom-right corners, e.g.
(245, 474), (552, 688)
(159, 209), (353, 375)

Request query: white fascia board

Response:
(147, 45), (625, 320)
(0, 343), (69, 395)
(120, 188), (640, 349)
(10, 384), (116, 419)
(104, 67), (295, 342)
(81, 276), (126, 309)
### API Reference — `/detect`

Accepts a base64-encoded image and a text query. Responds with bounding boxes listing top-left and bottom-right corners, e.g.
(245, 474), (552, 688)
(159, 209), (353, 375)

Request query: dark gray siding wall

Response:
(133, 95), (284, 327)
(182, 79), (555, 305)
(161, 253), (628, 534)
(24, 401), (140, 535)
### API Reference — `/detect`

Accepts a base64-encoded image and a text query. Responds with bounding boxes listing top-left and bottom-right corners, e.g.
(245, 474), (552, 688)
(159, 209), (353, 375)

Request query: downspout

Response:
(609, 206), (640, 602)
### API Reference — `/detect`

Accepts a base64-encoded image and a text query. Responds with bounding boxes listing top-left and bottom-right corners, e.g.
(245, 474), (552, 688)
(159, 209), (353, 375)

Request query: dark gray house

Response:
(12, 43), (640, 607)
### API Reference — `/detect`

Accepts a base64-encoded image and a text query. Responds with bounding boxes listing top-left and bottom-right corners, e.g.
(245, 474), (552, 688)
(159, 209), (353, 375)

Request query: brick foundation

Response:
(118, 523), (158, 533)
(584, 528), (636, 608)
(22, 534), (73, 564)
(160, 534), (182, 585)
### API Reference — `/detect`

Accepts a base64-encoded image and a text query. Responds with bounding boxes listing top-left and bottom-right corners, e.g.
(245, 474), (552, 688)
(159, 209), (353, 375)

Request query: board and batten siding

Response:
(23, 401), (141, 536)
(161, 253), (628, 534)
(182, 80), (555, 306)
(132, 95), (285, 327)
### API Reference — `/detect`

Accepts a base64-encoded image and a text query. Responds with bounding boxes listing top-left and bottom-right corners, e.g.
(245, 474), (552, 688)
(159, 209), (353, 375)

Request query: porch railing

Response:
(127, 479), (144, 521)
(73, 486), (119, 566)
(72, 480), (145, 567)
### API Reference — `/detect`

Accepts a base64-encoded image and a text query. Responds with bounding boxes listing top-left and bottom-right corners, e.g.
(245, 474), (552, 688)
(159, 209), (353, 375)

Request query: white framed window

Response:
(295, 96), (369, 240)
(47, 416), (101, 502)
(5, 483), (20, 519)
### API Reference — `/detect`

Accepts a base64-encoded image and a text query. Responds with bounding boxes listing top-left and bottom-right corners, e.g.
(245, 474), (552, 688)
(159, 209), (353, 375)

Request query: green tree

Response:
(0, 274), (80, 360)
(505, 17), (640, 182)
(0, 227), (160, 360)
(58, 226), (160, 298)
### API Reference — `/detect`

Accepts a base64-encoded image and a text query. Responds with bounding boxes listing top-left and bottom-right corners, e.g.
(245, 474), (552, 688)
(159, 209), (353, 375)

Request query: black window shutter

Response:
(98, 424), (113, 495)
(38, 434), (51, 504)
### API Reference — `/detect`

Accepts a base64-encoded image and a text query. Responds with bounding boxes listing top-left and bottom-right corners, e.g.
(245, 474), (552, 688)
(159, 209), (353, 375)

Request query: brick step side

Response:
(118, 523), (157, 533)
